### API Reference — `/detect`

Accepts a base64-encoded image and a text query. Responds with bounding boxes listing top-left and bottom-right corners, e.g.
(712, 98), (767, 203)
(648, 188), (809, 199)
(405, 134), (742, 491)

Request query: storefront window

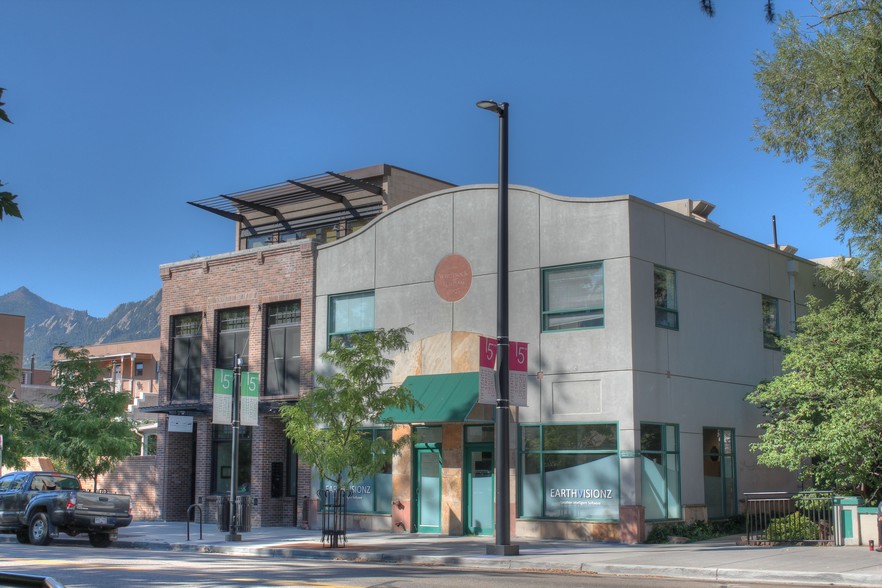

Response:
(640, 423), (681, 520)
(211, 425), (252, 494)
(311, 428), (392, 514)
(519, 423), (619, 520)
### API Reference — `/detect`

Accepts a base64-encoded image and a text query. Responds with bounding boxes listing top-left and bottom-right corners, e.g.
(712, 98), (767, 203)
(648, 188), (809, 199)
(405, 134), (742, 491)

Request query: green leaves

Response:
(754, 2), (882, 263)
(42, 346), (139, 488)
(0, 87), (11, 124)
(746, 290), (882, 499)
(280, 327), (418, 489)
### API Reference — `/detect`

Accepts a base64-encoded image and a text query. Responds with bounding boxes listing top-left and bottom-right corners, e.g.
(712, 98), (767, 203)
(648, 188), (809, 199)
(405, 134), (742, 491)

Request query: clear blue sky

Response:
(0, 0), (841, 318)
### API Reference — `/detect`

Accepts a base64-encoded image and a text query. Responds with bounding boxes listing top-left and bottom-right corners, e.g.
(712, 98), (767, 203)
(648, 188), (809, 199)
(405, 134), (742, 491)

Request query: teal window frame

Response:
(328, 290), (375, 345)
(312, 427), (393, 515)
(518, 422), (620, 521)
(703, 427), (737, 519)
(640, 422), (681, 521)
(541, 262), (605, 332)
(654, 266), (679, 330)
(762, 295), (780, 349)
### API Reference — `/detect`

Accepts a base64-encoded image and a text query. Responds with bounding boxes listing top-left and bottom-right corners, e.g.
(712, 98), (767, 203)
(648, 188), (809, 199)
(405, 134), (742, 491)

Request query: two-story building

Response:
(148, 164), (832, 542)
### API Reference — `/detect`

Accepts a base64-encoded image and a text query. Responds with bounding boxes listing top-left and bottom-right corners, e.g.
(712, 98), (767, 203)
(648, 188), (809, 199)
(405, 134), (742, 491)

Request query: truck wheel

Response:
(28, 512), (52, 546)
(15, 528), (30, 544)
(88, 532), (113, 548)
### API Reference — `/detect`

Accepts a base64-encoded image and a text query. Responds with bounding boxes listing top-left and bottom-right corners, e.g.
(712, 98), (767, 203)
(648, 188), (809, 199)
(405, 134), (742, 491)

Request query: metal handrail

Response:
(186, 504), (203, 541)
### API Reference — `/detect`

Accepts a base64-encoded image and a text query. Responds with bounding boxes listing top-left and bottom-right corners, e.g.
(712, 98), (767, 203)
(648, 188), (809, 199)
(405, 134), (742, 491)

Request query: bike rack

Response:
(186, 504), (203, 541)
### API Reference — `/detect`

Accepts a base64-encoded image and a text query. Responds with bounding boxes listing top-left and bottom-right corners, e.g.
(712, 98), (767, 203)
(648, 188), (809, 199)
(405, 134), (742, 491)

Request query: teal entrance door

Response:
(415, 447), (442, 533)
(465, 445), (494, 535)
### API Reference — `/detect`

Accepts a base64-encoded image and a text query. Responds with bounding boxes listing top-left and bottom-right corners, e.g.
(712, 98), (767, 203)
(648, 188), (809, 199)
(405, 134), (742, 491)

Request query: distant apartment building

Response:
(147, 164), (833, 542)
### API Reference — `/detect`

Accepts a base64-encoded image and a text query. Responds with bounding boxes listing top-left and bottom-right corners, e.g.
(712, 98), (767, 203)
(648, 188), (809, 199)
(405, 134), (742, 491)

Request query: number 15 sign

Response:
(477, 336), (528, 407)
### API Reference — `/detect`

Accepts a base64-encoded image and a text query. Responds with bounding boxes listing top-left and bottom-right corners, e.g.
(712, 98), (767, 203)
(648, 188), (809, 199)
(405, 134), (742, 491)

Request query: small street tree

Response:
(746, 277), (882, 500)
(0, 353), (45, 470)
(280, 327), (419, 506)
(44, 346), (139, 490)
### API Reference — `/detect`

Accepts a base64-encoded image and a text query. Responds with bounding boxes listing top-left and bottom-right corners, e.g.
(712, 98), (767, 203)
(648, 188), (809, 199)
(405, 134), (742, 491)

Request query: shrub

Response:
(645, 517), (744, 544)
(765, 512), (820, 541)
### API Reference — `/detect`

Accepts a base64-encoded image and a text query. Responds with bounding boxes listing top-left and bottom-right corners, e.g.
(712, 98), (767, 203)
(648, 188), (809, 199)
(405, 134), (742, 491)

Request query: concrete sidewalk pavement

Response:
(119, 521), (882, 586)
(6, 520), (882, 587)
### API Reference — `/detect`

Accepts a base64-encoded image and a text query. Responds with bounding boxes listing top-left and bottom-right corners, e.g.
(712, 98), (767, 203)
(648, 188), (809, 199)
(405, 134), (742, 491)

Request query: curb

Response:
(5, 534), (882, 587)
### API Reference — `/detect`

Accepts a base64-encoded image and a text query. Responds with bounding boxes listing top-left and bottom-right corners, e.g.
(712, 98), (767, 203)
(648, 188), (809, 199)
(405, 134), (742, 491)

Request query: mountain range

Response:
(0, 287), (161, 369)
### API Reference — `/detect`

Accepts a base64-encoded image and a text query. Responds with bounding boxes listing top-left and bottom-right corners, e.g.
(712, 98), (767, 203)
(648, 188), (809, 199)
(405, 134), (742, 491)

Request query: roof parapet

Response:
(657, 199), (718, 226)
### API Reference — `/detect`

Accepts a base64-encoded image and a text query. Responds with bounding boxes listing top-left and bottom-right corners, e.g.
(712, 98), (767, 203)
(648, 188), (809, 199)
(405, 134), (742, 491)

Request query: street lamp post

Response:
(227, 353), (243, 542)
(477, 99), (519, 556)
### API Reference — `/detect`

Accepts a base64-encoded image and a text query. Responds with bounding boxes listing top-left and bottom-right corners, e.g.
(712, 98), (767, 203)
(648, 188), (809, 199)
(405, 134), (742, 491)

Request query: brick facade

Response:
(96, 456), (159, 521)
(156, 240), (316, 525)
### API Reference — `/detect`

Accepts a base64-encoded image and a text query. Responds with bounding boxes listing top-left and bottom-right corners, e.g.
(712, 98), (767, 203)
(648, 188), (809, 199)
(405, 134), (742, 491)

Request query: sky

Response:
(0, 0), (843, 318)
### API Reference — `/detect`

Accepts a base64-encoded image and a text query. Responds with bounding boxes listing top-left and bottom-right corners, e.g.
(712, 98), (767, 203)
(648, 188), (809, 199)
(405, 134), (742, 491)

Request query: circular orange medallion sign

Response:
(434, 254), (472, 302)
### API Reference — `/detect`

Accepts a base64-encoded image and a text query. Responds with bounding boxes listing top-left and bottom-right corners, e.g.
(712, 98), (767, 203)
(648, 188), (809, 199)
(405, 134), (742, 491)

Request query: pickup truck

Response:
(0, 471), (132, 547)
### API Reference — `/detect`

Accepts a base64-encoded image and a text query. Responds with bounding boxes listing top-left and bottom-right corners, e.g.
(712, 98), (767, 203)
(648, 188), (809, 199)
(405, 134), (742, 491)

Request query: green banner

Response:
(213, 368), (233, 425)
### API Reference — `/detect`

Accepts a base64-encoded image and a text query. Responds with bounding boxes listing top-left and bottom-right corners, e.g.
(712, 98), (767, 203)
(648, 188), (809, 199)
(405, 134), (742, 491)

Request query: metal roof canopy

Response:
(382, 372), (491, 424)
(188, 169), (384, 221)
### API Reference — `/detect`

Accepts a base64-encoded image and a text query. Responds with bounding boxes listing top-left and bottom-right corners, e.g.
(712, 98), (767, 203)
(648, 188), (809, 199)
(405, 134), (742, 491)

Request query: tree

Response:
(0, 87), (22, 222)
(754, 1), (882, 265)
(700, 0), (775, 22)
(279, 327), (419, 496)
(0, 353), (45, 470)
(43, 346), (139, 490)
(746, 280), (882, 500)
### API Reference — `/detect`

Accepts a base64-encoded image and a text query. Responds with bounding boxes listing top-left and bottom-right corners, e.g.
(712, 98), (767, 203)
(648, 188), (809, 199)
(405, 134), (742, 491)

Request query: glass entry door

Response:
(465, 445), (494, 535)
(415, 447), (442, 533)
(703, 427), (737, 518)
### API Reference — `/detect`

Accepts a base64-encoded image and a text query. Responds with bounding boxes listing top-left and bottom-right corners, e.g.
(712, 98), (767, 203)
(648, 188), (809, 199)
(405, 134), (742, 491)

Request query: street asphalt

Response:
(4, 520), (882, 587)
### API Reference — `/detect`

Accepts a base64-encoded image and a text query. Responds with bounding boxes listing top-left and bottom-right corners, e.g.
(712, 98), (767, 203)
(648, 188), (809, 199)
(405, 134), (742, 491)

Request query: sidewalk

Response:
(7, 520), (882, 587)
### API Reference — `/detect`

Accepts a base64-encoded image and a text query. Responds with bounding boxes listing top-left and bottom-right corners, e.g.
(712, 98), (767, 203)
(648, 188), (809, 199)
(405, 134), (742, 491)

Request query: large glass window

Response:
(265, 301), (301, 396)
(211, 425), (252, 494)
(640, 423), (681, 520)
(654, 266), (678, 330)
(329, 291), (374, 345)
(310, 428), (393, 515)
(171, 313), (202, 401)
(519, 423), (619, 520)
(217, 308), (249, 370)
(762, 295), (780, 349)
(542, 263), (604, 331)
(703, 427), (737, 519)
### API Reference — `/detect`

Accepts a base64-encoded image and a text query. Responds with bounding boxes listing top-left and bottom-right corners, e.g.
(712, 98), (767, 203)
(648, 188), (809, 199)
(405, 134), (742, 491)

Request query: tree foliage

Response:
(700, 0), (775, 22)
(0, 353), (46, 470)
(0, 87), (22, 222)
(43, 346), (139, 490)
(746, 280), (882, 500)
(280, 327), (419, 491)
(755, 1), (882, 264)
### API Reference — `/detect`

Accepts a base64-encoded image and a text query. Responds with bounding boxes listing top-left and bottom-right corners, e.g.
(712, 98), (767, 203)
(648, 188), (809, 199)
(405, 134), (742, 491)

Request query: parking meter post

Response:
(226, 354), (242, 542)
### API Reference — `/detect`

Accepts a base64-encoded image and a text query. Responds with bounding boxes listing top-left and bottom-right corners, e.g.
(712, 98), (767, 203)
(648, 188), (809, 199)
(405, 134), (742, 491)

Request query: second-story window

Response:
(329, 291), (374, 345)
(171, 313), (202, 401)
(265, 301), (301, 396)
(541, 262), (604, 331)
(654, 266), (678, 330)
(217, 308), (250, 370)
(762, 295), (780, 349)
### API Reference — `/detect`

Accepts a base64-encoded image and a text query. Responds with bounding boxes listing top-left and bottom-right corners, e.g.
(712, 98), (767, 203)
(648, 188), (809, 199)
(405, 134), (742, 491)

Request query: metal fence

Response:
(744, 491), (835, 545)
(321, 489), (348, 548)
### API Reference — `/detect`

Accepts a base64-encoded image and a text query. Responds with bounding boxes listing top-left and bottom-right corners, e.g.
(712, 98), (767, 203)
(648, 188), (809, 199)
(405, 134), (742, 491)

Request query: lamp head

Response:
(476, 100), (503, 114)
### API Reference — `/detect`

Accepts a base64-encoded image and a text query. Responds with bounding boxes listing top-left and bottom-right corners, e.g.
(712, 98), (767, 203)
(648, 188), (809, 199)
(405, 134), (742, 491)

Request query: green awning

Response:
(383, 372), (489, 423)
